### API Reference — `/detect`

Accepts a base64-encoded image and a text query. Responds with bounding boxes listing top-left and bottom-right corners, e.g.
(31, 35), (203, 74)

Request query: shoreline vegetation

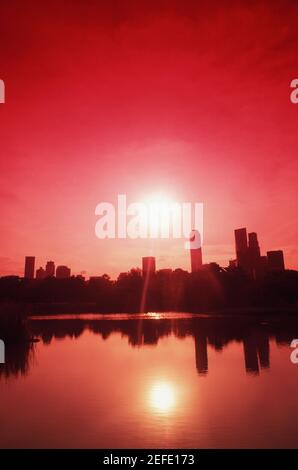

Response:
(0, 268), (298, 315)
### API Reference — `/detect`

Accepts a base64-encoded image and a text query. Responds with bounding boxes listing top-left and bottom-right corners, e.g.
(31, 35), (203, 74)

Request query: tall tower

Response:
(248, 232), (261, 278)
(248, 232), (260, 258)
(24, 256), (35, 279)
(234, 228), (249, 271)
(142, 257), (156, 277)
(189, 230), (203, 273)
(141, 256), (156, 313)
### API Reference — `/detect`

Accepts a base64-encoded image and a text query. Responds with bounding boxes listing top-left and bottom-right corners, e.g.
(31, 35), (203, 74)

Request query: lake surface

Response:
(1, 313), (298, 448)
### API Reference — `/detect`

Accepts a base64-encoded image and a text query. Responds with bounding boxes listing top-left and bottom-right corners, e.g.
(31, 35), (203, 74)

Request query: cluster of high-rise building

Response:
(24, 257), (71, 280)
(141, 227), (285, 278)
(233, 227), (284, 279)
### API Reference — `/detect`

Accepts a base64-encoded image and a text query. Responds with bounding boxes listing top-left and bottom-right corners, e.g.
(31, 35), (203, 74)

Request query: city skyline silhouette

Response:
(10, 225), (288, 282)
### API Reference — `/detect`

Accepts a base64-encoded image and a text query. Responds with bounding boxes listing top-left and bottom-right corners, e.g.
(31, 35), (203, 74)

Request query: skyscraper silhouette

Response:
(45, 261), (55, 278)
(56, 265), (71, 279)
(234, 228), (248, 270)
(248, 232), (261, 278)
(248, 232), (260, 259)
(189, 230), (203, 272)
(142, 257), (156, 277)
(24, 256), (35, 279)
(267, 250), (285, 271)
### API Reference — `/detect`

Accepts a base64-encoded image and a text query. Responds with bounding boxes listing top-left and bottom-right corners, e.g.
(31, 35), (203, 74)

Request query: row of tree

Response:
(0, 267), (297, 313)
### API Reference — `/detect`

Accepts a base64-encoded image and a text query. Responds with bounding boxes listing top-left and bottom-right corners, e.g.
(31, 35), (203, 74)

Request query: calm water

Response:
(1, 313), (298, 448)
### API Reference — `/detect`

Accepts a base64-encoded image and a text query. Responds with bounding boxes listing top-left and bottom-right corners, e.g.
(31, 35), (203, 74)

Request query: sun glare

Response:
(142, 191), (180, 237)
(143, 191), (173, 206)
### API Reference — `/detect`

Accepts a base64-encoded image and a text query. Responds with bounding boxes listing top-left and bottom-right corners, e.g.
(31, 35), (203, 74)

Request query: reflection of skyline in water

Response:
(1, 315), (297, 379)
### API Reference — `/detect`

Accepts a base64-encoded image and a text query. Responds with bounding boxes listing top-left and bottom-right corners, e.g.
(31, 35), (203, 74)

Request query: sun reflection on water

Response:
(149, 382), (176, 413)
(146, 312), (162, 320)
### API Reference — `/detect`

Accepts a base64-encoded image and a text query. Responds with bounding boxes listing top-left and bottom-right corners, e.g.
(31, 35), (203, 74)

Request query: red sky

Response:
(0, 0), (298, 278)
